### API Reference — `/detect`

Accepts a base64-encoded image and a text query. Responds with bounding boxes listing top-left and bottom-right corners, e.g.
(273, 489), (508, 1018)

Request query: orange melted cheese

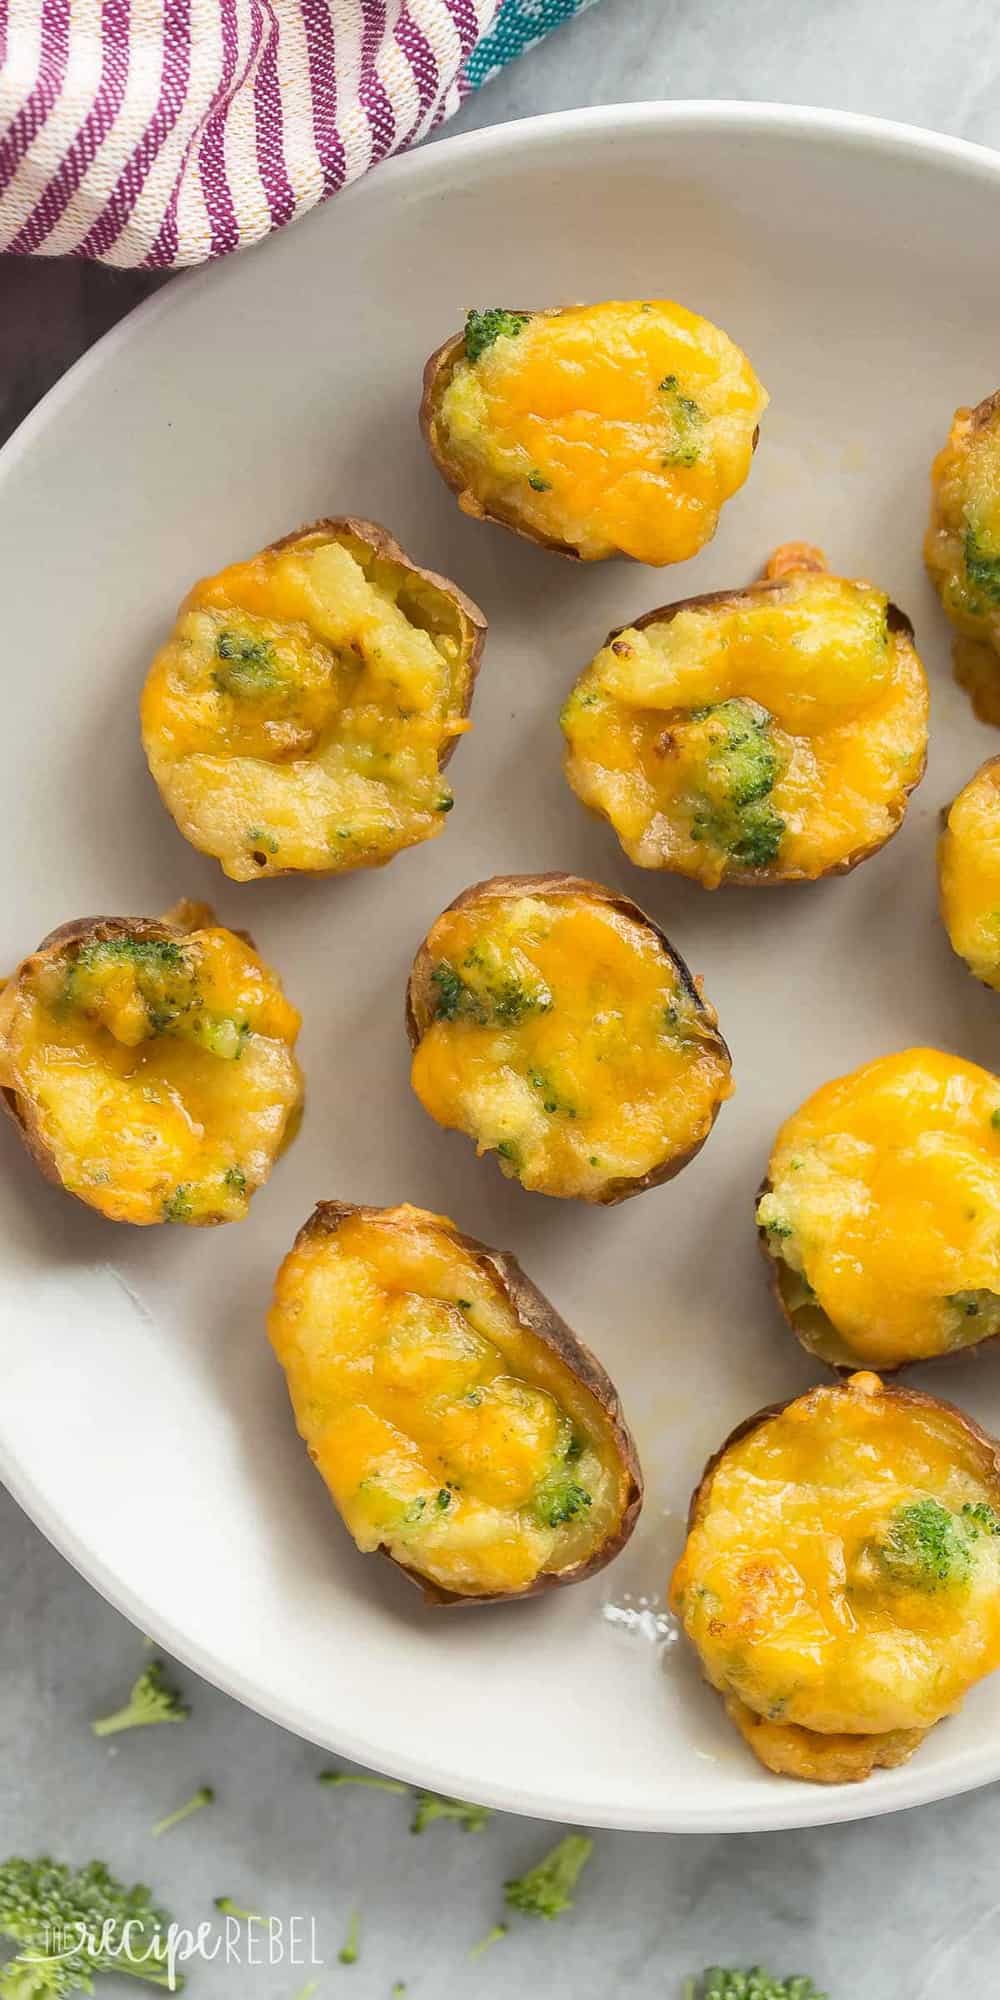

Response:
(268, 1203), (632, 1596)
(436, 302), (767, 565)
(757, 1049), (1000, 1369)
(939, 757), (1000, 988)
(0, 917), (302, 1224)
(926, 396), (1000, 723)
(671, 1374), (1000, 1757)
(141, 528), (472, 882)
(562, 563), (928, 886)
(409, 888), (731, 1201)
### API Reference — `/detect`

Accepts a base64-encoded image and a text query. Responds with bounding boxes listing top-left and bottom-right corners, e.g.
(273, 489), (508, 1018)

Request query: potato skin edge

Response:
(575, 576), (924, 888)
(0, 911), (255, 1222)
(404, 870), (731, 1205)
(420, 326), (760, 565)
(288, 1199), (643, 1605)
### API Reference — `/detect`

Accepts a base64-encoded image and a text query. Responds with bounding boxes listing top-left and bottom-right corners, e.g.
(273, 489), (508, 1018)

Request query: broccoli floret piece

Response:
(150, 1786), (213, 1838)
(338, 1910), (361, 1965)
(430, 962), (469, 1021)
(660, 378), (705, 466)
(292, 1985), (319, 2000)
(431, 953), (550, 1028)
(533, 1476), (592, 1529)
(410, 1792), (490, 1835)
(464, 309), (531, 362)
(161, 1185), (194, 1224)
(683, 1971), (827, 1999)
(527, 471), (551, 492)
(963, 1500), (1000, 1535)
(318, 1771), (408, 1795)
(91, 1660), (189, 1737)
(964, 528), (1000, 605)
(212, 630), (283, 696)
(469, 1925), (508, 1959)
(687, 698), (786, 869)
(0, 1857), (177, 1994)
(505, 1835), (592, 1920)
(75, 937), (184, 976)
(214, 1897), (269, 1922)
(875, 1498), (976, 1590)
(223, 1165), (247, 1194)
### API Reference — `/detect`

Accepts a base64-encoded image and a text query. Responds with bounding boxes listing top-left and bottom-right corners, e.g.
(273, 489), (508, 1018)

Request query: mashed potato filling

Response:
(757, 1048), (1000, 1369)
(939, 758), (1000, 989)
(562, 562), (928, 885)
(410, 888), (731, 1200)
(141, 527), (473, 881)
(0, 912), (302, 1224)
(268, 1203), (632, 1597)
(435, 301), (767, 565)
(671, 1373), (1000, 1778)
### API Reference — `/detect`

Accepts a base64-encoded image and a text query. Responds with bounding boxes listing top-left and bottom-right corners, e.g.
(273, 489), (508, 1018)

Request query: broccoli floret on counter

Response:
(0, 1856), (177, 1994)
(683, 1971), (827, 1999)
(410, 1792), (490, 1835)
(214, 1897), (269, 1923)
(150, 1787), (214, 1839)
(464, 309), (531, 361)
(504, 1835), (593, 1920)
(338, 1910), (361, 1965)
(91, 1660), (189, 1736)
(875, 1498), (975, 1590)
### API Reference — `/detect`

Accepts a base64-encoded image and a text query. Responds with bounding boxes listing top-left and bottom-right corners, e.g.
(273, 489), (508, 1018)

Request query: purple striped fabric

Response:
(0, 0), (501, 266)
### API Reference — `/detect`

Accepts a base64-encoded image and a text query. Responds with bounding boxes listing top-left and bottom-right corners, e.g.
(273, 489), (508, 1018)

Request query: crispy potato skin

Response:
(938, 755), (1000, 990)
(406, 872), (732, 1204)
(141, 517), (485, 882)
(561, 548), (927, 888)
(420, 304), (766, 565)
(0, 906), (303, 1225)
(926, 391), (1000, 724)
(756, 1048), (1000, 1372)
(674, 1374), (1000, 1783)
(271, 1200), (643, 1605)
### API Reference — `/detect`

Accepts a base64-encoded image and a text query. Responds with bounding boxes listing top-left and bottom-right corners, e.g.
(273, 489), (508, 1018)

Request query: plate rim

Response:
(4, 97), (1000, 1833)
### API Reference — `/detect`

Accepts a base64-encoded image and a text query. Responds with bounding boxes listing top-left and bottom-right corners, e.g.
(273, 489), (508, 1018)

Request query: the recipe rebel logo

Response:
(24, 1914), (326, 1988)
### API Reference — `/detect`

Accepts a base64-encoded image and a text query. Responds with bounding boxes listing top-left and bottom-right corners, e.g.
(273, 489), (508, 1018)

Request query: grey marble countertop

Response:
(5, 2), (1000, 1992)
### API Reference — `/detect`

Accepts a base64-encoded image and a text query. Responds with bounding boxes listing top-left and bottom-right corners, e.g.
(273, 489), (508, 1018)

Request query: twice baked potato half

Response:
(925, 391), (1000, 723)
(0, 900), (303, 1225)
(268, 1201), (642, 1603)
(939, 756), (1000, 988)
(406, 874), (732, 1203)
(140, 519), (485, 882)
(420, 301), (768, 565)
(757, 1048), (1000, 1372)
(561, 544), (928, 887)
(671, 1371), (1000, 1783)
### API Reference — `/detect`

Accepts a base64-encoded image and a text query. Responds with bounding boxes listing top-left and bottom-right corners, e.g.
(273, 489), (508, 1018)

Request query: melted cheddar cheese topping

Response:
(671, 1374), (1000, 1762)
(268, 1203), (633, 1597)
(409, 887), (731, 1201)
(926, 395), (1000, 723)
(0, 914), (302, 1224)
(757, 1049), (1000, 1370)
(141, 527), (473, 882)
(562, 563), (928, 886)
(435, 302), (767, 565)
(939, 758), (1000, 989)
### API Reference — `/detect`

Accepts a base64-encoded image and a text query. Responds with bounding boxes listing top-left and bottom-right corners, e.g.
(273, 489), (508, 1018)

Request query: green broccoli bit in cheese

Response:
(964, 527), (1000, 605)
(687, 697), (785, 868)
(431, 945), (552, 1027)
(532, 1428), (592, 1528)
(247, 826), (280, 855)
(872, 1497), (982, 1591)
(464, 308), (531, 362)
(212, 629), (284, 697)
(162, 1185), (194, 1224)
(942, 1289), (1000, 1350)
(660, 376), (705, 466)
(66, 935), (249, 1061)
(527, 470), (552, 492)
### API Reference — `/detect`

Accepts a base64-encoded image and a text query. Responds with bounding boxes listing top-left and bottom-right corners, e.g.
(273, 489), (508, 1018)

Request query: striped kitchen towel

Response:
(0, 0), (599, 267)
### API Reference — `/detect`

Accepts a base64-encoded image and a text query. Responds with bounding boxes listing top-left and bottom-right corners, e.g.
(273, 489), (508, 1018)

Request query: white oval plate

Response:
(4, 103), (1000, 1833)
